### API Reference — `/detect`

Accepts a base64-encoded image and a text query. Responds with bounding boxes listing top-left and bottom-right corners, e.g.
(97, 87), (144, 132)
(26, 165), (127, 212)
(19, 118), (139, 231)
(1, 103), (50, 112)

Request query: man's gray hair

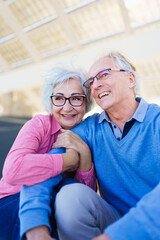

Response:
(106, 52), (139, 94)
(42, 65), (92, 114)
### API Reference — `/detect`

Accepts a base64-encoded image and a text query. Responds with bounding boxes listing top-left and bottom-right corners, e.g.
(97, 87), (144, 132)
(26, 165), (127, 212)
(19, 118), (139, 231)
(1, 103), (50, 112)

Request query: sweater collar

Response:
(99, 97), (148, 124)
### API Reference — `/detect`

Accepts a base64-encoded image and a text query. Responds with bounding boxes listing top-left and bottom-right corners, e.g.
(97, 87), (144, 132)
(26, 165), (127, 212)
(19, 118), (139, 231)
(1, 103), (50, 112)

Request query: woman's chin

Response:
(61, 121), (77, 130)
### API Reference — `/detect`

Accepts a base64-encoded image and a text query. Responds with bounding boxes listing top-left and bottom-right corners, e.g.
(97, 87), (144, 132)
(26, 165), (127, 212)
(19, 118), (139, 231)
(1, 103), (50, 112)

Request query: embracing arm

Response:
(2, 115), (78, 186)
(2, 116), (62, 186)
(103, 183), (160, 240)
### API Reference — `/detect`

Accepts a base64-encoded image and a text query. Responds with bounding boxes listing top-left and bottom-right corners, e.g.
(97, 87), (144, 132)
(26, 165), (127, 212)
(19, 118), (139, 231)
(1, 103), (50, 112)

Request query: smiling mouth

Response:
(62, 114), (76, 117)
(98, 92), (110, 99)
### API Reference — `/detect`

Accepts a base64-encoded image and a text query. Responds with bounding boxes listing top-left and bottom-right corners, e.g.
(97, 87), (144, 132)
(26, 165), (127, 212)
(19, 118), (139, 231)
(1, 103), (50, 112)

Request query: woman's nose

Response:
(63, 100), (73, 110)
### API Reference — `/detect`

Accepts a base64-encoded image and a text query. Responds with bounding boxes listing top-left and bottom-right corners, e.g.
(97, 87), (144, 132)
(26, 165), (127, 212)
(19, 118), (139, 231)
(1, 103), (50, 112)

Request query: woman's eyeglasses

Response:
(50, 94), (86, 107)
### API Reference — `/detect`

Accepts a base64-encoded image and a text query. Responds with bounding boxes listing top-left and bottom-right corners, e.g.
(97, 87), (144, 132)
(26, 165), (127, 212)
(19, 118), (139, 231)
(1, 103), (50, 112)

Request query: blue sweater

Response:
(72, 98), (160, 240)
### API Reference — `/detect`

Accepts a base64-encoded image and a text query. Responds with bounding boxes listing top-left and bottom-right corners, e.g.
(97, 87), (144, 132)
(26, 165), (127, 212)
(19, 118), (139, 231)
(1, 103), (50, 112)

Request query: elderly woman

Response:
(0, 66), (96, 240)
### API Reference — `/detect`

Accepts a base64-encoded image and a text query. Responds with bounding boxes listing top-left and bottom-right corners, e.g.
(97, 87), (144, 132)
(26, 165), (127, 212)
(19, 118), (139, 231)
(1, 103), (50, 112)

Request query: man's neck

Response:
(106, 99), (139, 132)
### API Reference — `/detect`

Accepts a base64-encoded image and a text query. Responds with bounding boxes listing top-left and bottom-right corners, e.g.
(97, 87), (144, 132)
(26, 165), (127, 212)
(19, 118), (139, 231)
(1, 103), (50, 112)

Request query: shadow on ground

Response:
(0, 116), (30, 178)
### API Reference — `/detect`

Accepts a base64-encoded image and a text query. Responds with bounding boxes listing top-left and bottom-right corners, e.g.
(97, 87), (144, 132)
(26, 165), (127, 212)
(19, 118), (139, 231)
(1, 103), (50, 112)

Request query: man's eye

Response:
(88, 80), (94, 86)
(99, 72), (109, 78)
(103, 73), (109, 76)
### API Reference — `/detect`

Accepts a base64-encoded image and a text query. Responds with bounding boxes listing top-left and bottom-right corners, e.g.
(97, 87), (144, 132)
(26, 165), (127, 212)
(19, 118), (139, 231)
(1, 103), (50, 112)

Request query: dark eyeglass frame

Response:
(50, 94), (86, 107)
(83, 68), (129, 88)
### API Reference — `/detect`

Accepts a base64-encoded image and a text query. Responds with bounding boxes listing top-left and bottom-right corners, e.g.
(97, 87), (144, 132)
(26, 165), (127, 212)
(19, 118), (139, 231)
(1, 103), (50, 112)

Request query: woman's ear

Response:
(129, 73), (136, 88)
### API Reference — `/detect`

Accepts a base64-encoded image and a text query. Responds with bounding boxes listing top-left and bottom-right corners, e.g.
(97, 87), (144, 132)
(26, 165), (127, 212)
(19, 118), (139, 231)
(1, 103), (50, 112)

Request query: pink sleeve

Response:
(74, 163), (97, 191)
(2, 116), (63, 186)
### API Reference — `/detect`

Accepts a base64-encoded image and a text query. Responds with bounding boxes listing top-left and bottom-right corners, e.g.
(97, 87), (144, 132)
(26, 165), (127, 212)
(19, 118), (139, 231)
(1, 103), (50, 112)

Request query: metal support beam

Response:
(0, 0), (40, 63)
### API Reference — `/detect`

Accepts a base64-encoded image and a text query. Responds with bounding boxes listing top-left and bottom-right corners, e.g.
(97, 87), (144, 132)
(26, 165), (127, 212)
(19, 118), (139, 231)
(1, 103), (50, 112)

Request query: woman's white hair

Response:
(42, 65), (92, 114)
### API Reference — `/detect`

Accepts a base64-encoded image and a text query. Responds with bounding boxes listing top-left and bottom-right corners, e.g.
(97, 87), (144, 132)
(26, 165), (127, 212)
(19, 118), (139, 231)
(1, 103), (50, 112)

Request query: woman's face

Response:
(52, 78), (86, 130)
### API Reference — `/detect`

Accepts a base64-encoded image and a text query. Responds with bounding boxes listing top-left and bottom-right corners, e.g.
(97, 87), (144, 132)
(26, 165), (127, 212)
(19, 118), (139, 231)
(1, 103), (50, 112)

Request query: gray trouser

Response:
(55, 183), (121, 240)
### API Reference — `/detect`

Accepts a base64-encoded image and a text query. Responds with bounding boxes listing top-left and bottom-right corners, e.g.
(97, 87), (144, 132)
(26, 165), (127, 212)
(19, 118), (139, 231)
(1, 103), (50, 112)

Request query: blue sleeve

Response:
(105, 182), (160, 240)
(19, 148), (64, 239)
(71, 116), (92, 146)
(19, 176), (62, 239)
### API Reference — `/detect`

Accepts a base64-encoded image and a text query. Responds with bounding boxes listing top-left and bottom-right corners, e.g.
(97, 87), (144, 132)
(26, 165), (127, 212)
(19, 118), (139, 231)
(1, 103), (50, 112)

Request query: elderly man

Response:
(54, 52), (160, 240)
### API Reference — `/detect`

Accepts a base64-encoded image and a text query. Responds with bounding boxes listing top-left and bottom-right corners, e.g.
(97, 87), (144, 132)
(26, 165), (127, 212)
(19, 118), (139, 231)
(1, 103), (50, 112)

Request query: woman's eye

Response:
(72, 96), (81, 101)
(55, 96), (63, 101)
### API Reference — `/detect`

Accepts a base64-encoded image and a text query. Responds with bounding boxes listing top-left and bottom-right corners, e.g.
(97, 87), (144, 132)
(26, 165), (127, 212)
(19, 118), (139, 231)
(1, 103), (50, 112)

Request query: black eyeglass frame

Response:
(83, 68), (129, 88)
(50, 94), (86, 107)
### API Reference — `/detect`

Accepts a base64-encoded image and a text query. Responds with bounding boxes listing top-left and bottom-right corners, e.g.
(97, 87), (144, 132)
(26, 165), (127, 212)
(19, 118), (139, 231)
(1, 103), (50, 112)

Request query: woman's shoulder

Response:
(30, 114), (52, 126)
(32, 113), (51, 120)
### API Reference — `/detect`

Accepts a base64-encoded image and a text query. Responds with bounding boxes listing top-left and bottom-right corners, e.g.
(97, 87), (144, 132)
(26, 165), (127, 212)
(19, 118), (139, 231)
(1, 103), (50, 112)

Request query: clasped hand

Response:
(53, 130), (92, 172)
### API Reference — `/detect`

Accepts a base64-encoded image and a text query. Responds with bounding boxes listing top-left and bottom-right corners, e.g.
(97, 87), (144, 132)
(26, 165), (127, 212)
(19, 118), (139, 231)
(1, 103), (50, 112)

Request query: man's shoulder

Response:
(148, 102), (160, 109)
(144, 103), (160, 125)
(84, 113), (101, 122)
(147, 102), (160, 115)
(72, 113), (100, 134)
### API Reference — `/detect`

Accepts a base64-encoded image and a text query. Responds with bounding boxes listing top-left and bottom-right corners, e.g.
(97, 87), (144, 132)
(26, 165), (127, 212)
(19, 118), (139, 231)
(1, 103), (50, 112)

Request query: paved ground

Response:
(0, 116), (30, 178)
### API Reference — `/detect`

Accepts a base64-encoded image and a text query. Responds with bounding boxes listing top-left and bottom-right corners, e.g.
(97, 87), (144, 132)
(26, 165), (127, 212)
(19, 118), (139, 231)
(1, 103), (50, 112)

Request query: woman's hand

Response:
(53, 130), (92, 172)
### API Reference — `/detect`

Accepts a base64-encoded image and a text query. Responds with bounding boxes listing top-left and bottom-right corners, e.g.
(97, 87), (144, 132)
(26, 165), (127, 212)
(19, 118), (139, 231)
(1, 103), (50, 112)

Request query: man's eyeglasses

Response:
(50, 94), (86, 107)
(83, 68), (129, 88)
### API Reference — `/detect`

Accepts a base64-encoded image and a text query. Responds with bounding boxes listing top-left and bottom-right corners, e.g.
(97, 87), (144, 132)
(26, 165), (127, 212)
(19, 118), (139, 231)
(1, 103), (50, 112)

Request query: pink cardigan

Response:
(0, 114), (96, 199)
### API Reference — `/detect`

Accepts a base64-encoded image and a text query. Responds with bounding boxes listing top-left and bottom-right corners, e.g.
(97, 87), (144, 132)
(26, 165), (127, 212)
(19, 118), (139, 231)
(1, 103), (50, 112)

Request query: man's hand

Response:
(62, 149), (79, 172)
(26, 225), (56, 240)
(92, 233), (111, 240)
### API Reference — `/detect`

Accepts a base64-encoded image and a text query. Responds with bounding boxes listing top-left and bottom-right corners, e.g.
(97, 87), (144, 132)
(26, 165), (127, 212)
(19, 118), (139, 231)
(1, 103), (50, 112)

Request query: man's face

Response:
(88, 57), (135, 112)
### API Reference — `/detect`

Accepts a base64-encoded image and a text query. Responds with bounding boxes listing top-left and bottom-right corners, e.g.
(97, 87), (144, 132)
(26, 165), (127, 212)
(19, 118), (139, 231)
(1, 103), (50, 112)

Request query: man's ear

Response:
(129, 73), (136, 88)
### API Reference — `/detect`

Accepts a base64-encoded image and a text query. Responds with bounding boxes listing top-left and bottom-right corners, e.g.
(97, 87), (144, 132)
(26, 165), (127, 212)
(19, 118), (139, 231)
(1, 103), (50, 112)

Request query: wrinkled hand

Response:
(26, 225), (56, 240)
(53, 129), (85, 152)
(53, 130), (92, 172)
(92, 233), (111, 240)
(61, 149), (79, 172)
